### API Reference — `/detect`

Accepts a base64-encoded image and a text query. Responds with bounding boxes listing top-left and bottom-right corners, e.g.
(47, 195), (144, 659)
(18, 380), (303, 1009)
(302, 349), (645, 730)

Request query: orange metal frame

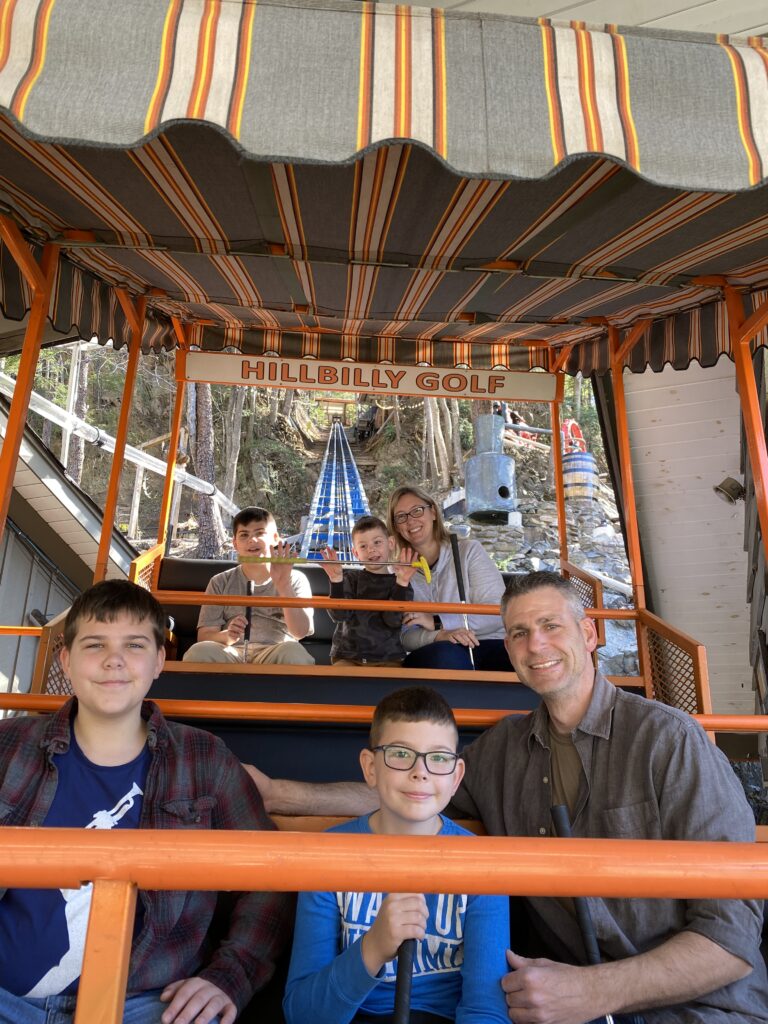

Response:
(2, 828), (766, 1024)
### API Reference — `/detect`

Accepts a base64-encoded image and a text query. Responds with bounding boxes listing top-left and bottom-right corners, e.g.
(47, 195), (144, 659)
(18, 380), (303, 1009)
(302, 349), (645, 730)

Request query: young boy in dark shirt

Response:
(321, 515), (416, 666)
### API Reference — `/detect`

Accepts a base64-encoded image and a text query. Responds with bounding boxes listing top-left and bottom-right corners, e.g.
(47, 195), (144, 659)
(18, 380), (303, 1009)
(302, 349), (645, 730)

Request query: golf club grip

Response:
(393, 938), (416, 1024)
(550, 805), (602, 966)
(244, 580), (253, 643)
(449, 533), (468, 603)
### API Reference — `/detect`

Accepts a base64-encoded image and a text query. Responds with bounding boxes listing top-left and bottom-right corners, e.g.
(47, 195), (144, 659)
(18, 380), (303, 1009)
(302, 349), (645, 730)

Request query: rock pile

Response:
(449, 440), (637, 676)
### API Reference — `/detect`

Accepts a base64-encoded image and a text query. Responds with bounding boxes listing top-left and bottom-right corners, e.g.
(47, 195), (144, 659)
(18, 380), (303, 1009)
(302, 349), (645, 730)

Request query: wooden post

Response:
(74, 879), (136, 1024)
(93, 292), (145, 582)
(0, 241), (59, 545)
(609, 327), (645, 610)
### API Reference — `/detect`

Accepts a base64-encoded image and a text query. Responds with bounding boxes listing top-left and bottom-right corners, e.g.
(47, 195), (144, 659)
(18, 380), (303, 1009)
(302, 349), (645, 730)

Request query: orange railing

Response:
(22, 558), (708, 717)
(2, 828), (767, 1024)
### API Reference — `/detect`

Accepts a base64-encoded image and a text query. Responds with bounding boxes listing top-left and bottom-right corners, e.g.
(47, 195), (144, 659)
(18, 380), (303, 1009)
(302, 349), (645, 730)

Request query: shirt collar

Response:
(528, 669), (616, 747)
(39, 698), (169, 752)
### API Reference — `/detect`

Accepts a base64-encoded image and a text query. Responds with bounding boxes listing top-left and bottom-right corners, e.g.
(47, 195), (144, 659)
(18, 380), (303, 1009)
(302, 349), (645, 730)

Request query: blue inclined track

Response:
(300, 421), (371, 560)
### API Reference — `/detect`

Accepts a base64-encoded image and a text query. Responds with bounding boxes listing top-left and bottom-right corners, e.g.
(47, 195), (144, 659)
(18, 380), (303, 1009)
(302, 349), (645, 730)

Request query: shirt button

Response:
(539, 827), (547, 835)
(542, 776), (549, 784)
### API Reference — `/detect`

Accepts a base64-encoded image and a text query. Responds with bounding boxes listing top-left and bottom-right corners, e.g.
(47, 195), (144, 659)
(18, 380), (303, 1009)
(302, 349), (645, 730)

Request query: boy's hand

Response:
(225, 614), (249, 644)
(319, 546), (343, 583)
(160, 977), (236, 1024)
(269, 540), (295, 590)
(394, 546), (417, 587)
(360, 892), (428, 976)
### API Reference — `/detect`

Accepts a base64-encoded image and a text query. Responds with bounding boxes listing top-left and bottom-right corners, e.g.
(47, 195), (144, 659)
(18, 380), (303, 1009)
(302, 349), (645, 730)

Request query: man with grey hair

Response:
(249, 570), (768, 1022)
(451, 570), (768, 1023)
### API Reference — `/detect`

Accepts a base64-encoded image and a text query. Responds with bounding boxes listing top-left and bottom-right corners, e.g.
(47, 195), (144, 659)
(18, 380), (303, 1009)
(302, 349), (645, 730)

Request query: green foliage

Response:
(459, 419), (473, 451)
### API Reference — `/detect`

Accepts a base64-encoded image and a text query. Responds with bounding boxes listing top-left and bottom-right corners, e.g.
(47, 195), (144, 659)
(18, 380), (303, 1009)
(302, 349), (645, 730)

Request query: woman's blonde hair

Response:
(387, 484), (450, 548)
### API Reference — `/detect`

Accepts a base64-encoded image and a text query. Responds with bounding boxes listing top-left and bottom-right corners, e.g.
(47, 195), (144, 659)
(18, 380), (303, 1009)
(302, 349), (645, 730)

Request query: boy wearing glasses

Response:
(283, 686), (508, 1024)
(320, 515), (416, 667)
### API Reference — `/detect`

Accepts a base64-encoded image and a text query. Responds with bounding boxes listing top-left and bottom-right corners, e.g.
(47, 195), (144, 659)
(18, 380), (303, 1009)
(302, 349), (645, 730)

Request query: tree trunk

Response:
(573, 373), (582, 421)
(393, 396), (401, 442)
(424, 398), (440, 485)
(449, 399), (463, 483)
(41, 418), (53, 449)
(437, 398), (454, 475)
(191, 383), (228, 557)
(65, 351), (89, 485)
(268, 389), (280, 427)
(185, 384), (198, 470)
(281, 388), (295, 420)
(222, 386), (246, 501)
(429, 398), (451, 488)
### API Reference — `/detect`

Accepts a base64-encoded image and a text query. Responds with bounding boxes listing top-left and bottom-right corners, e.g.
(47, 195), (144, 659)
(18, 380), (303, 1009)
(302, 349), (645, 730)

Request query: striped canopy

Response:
(0, 0), (767, 374)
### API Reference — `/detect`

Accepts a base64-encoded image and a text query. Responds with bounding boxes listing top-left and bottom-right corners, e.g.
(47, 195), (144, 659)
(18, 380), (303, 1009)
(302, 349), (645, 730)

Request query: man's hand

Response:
(436, 626), (479, 648)
(160, 977), (236, 1024)
(502, 951), (599, 1024)
(269, 539), (296, 590)
(225, 614), (248, 645)
(319, 546), (344, 583)
(361, 893), (428, 977)
(394, 545), (417, 587)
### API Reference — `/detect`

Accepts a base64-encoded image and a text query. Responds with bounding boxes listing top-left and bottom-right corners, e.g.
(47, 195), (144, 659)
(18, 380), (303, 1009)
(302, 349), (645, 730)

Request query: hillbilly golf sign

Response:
(181, 352), (557, 402)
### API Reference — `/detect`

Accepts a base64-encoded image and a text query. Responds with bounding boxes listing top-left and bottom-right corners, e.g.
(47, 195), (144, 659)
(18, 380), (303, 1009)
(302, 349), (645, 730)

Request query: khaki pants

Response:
(183, 640), (315, 665)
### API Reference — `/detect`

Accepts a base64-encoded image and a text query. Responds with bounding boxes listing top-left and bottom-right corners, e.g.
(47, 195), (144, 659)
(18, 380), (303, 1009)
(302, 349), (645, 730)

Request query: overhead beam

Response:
(0, 215), (46, 294)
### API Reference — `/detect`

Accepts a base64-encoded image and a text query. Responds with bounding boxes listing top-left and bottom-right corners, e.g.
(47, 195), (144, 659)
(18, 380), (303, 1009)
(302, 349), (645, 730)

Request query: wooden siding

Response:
(623, 357), (754, 714)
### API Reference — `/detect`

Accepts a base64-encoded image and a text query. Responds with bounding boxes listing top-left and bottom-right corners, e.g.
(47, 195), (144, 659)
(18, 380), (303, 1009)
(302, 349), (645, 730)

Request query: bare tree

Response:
(423, 398), (441, 486)
(268, 388), (280, 427)
(281, 388), (295, 421)
(449, 399), (464, 484)
(222, 386), (246, 501)
(66, 351), (90, 485)
(429, 397), (450, 488)
(191, 383), (228, 557)
(392, 395), (401, 442)
(573, 372), (583, 421)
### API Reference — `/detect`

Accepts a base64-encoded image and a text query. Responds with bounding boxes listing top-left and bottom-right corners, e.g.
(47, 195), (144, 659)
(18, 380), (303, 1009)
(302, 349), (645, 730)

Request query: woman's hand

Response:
(402, 611), (436, 631)
(436, 626), (479, 647)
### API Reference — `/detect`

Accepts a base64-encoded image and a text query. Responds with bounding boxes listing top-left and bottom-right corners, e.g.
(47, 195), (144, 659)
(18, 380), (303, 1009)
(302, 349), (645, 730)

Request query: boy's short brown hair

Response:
(352, 515), (389, 540)
(370, 686), (458, 748)
(63, 579), (166, 650)
(233, 506), (275, 533)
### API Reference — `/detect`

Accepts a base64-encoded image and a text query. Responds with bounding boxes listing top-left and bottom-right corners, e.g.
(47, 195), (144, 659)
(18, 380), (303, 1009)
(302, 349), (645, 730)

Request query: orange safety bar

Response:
(0, 626), (42, 636)
(3, 829), (768, 899)
(4, 829), (766, 1023)
(0, 693), (765, 734)
(151, 590), (636, 617)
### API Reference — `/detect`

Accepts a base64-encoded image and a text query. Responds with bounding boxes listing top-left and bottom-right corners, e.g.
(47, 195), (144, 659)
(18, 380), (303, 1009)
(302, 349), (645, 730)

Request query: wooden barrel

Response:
(563, 451), (599, 500)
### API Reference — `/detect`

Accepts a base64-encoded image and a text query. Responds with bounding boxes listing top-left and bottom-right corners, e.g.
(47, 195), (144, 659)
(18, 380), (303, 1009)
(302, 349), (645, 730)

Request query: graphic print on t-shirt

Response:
(25, 782), (144, 997)
(0, 735), (149, 998)
(336, 891), (467, 981)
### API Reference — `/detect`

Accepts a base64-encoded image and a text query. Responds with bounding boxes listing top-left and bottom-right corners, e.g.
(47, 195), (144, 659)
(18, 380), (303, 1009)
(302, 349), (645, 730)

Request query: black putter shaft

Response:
(448, 532), (475, 669)
(392, 937), (416, 1024)
(244, 580), (254, 643)
(550, 805), (602, 966)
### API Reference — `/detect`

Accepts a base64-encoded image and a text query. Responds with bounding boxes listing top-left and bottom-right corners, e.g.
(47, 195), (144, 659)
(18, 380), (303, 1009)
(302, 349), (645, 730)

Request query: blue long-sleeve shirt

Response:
(284, 815), (509, 1024)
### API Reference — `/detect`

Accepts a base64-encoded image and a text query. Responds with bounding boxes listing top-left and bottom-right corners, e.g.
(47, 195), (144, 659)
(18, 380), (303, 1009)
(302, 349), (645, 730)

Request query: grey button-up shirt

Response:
(451, 671), (768, 1022)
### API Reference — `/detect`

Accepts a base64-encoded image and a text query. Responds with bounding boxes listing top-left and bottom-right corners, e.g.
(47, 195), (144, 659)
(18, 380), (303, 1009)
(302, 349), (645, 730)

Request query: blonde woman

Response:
(387, 485), (511, 671)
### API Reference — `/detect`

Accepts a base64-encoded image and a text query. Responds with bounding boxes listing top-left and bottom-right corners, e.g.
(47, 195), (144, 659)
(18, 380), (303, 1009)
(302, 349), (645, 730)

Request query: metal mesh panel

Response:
(135, 561), (154, 591)
(568, 575), (593, 612)
(646, 628), (698, 713)
(42, 634), (73, 696)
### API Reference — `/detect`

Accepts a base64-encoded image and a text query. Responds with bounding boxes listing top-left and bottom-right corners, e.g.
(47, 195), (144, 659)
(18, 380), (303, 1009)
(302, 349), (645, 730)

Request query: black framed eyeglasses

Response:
(393, 504), (431, 525)
(371, 744), (459, 775)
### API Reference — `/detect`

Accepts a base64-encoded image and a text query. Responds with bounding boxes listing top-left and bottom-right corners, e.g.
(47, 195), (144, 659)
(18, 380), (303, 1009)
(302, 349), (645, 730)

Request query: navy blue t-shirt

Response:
(0, 730), (150, 996)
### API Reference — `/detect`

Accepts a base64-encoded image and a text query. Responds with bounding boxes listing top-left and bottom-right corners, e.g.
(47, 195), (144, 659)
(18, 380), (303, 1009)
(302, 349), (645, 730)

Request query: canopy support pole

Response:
(74, 879), (136, 1024)
(609, 327), (645, 610)
(548, 351), (569, 563)
(157, 328), (188, 554)
(0, 237), (58, 546)
(93, 291), (145, 582)
(725, 287), (768, 548)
